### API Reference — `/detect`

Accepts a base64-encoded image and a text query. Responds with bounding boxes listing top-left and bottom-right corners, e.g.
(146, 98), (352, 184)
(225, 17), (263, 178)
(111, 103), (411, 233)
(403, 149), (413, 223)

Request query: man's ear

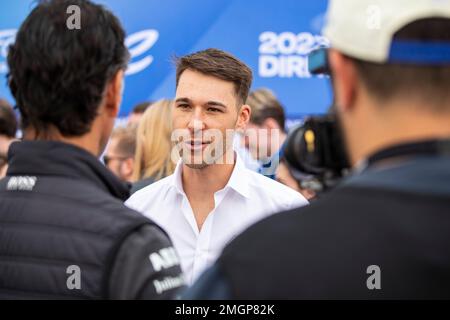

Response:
(104, 70), (124, 117)
(328, 49), (358, 113)
(236, 104), (251, 131)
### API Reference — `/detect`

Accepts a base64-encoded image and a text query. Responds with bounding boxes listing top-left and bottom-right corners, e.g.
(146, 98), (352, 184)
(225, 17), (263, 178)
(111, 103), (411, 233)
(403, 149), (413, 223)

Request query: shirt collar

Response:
(171, 152), (251, 199)
(226, 152), (251, 199)
(172, 158), (185, 196)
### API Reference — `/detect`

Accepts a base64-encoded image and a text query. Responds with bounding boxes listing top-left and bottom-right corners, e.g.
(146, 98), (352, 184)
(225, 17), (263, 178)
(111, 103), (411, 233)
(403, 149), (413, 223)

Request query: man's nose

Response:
(187, 109), (206, 132)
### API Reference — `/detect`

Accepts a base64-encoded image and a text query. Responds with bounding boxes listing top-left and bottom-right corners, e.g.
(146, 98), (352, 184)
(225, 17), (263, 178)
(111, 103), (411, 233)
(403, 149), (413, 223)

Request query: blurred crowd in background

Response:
(43, 89), (317, 199)
(2, 0), (450, 301)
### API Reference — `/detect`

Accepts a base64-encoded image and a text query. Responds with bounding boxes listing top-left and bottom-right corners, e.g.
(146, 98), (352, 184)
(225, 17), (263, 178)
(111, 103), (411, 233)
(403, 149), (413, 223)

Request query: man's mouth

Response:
(185, 140), (212, 151)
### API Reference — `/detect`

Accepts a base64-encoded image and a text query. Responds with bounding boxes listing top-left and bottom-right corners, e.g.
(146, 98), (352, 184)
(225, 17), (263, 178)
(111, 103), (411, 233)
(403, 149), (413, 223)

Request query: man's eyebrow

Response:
(175, 98), (191, 104)
(206, 101), (227, 108)
(174, 98), (227, 108)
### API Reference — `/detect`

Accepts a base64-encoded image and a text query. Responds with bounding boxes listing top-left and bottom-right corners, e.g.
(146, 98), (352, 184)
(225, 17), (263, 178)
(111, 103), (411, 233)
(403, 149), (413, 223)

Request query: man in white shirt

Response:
(126, 48), (308, 285)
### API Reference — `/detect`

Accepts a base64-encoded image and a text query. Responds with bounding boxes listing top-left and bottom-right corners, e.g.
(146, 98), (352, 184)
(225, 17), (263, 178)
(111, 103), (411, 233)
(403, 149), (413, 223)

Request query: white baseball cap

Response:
(323, 0), (450, 64)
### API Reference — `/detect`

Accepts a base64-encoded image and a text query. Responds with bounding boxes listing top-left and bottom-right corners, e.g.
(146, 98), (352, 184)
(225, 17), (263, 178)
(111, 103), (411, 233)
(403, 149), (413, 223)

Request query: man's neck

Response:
(23, 127), (102, 157)
(181, 151), (237, 231)
(350, 103), (450, 166)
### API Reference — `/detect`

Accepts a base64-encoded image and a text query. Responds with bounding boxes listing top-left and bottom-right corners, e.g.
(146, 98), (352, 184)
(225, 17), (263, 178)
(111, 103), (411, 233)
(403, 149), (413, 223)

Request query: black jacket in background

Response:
(0, 141), (185, 299)
(185, 144), (450, 299)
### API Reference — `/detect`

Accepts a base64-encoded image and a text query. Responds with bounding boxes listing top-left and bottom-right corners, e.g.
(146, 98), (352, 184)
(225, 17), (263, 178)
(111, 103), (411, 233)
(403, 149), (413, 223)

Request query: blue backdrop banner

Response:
(0, 0), (332, 119)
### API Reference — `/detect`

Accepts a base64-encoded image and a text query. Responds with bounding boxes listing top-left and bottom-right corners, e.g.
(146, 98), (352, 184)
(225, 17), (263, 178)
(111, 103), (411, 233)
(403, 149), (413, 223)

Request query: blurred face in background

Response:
(244, 119), (283, 161)
(245, 121), (267, 161)
(127, 112), (143, 127)
(173, 69), (250, 169)
(103, 136), (134, 182)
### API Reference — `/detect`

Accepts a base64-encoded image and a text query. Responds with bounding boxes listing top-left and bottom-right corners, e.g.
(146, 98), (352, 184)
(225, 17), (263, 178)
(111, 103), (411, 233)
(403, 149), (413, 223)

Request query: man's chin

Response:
(184, 162), (209, 170)
(180, 146), (230, 169)
(182, 154), (217, 169)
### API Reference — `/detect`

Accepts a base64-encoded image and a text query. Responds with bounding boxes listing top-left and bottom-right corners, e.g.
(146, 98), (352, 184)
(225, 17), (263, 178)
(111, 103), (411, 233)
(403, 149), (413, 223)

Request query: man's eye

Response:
(208, 107), (221, 112)
(178, 104), (190, 109)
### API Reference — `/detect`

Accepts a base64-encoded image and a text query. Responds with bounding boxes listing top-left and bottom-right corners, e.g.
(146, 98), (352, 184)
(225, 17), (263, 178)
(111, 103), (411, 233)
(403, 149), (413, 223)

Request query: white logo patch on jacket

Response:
(7, 176), (37, 191)
(149, 247), (180, 272)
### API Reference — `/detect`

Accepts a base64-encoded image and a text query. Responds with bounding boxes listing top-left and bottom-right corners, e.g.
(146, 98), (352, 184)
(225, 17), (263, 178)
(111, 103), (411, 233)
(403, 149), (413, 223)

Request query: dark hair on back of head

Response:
(0, 99), (18, 138)
(350, 18), (450, 112)
(7, 0), (129, 137)
(175, 48), (253, 105)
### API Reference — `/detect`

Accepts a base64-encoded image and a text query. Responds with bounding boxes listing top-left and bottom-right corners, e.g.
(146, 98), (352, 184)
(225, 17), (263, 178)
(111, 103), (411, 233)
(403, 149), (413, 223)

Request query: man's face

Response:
(173, 69), (249, 169)
(328, 49), (363, 166)
(98, 70), (125, 157)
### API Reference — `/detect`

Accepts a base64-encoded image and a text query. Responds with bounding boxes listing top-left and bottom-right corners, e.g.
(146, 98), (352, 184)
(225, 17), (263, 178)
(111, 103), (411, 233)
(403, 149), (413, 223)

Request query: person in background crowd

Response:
(104, 126), (136, 183)
(126, 48), (308, 285)
(276, 158), (317, 200)
(131, 99), (177, 194)
(185, 0), (450, 299)
(127, 101), (152, 126)
(0, 99), (18, 178)
(233, 133), (260, 172)
(0, 0), (184, 299)
(244, 88), (287, 178)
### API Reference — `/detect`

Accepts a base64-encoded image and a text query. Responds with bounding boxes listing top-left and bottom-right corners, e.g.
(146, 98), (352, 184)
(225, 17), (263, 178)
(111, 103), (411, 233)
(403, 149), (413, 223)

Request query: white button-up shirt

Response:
(126, 154), (308, 285)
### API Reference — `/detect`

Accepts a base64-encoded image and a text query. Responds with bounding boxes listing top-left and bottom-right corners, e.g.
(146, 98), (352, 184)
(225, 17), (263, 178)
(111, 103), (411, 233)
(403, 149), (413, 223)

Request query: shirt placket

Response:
(190, 189), (228, 284)
(191, 213), (213, 283)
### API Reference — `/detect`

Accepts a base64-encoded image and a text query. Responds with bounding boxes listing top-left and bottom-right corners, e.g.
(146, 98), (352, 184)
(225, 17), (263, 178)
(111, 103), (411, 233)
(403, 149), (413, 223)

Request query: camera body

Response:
(283, 115), (350, 192)
(279, 47), (350, 193)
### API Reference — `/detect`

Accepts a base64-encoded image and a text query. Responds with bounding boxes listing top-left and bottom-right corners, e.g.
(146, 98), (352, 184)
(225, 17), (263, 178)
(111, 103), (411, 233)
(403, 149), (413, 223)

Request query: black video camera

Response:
(281, 47), (350, 192)
(283, 115), (350, 192)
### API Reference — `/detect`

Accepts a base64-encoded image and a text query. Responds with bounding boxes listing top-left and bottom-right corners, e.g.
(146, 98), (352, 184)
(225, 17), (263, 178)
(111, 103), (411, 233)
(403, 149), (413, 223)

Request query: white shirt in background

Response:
(126, 154), (308, 285)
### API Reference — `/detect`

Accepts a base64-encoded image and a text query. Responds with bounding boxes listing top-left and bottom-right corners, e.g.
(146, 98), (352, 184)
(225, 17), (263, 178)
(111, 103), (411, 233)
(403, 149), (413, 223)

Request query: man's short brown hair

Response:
(175, 48), (253, 105)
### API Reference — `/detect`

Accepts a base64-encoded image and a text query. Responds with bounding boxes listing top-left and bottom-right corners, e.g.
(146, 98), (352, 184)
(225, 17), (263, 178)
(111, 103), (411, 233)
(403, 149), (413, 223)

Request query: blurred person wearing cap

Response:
(126, 48), (308, 286)
(0, 99), (18, 178)
(0, 0), (184, 299)
(185, 0), (450, 299)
